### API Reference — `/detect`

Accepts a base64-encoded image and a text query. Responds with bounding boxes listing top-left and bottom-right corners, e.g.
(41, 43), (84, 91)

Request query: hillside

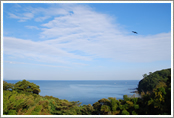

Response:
(3, 68), (171, 115)
(137, 68), (171, 93)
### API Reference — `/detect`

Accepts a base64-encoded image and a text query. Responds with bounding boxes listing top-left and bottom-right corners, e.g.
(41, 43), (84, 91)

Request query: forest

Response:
(3, 68), (171, 115)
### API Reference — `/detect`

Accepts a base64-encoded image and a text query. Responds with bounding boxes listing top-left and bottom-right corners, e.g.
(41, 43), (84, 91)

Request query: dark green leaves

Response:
(14, 79), (40, 95)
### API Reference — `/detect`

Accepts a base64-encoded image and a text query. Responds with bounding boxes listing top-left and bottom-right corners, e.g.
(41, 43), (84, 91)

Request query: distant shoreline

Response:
(130, 91), (139, 93)
(128, 88), (139, 94)
(4, 79), (140, 81)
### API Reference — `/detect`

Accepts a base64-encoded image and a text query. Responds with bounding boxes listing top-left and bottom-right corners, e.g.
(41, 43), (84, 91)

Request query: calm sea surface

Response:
(5, 80), (140, 105)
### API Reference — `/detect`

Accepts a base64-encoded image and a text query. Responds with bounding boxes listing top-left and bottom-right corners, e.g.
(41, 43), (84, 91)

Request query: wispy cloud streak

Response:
(4, 4), (171, 65)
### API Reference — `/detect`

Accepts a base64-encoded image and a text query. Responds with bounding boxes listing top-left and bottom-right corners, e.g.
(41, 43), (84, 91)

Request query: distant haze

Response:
(3, 2), (171, 80)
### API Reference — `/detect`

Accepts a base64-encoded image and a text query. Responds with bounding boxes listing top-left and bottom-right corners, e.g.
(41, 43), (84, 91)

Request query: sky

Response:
(2, 2), (172, 80)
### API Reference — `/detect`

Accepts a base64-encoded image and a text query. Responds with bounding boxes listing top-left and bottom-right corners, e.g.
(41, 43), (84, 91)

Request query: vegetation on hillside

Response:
(3, 68), (171, 115)
(137, 68), (171, 93)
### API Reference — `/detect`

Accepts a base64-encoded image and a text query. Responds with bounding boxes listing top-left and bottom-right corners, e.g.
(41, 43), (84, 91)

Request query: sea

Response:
(5, 80), (140, 105)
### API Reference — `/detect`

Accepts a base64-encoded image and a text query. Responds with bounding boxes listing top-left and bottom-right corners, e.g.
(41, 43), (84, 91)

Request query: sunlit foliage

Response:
(3, 68), (171, 115)
(14, 79), (40, 95)
(137, 68), (171, 93)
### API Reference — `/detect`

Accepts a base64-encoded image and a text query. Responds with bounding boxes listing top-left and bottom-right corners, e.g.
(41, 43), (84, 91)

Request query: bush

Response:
(121, 109), (130, 115)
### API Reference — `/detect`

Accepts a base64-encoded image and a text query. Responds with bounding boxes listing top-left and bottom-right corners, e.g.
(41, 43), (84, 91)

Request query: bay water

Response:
(5, 80), (140, 105)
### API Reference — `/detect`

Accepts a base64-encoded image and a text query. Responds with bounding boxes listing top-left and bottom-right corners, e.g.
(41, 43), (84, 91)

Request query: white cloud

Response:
(39, 4), (171, 62)
(40, 5), (119, 39)
(35, 16), (50, 22)
(3, 37), (91, 64)
(8, 13), (20, 19)
(25, 26), (40, 30)
(7, 4), (70, 22)
(4, 4), (171, 65)
(4, 61), (71, 68)
(14, 4), (21, 8)
(8, 12), (34, 22)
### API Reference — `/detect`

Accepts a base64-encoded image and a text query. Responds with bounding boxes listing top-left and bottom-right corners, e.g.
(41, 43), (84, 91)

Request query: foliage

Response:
(3, 81), (14, 91)
(80, 104), (94, 115)
(137, 68), (171, 93)
(92, 96), (140, 115)
(139, 75), (171, 115)
(14, 79), (41, 95)
(3, 71), (171, 115)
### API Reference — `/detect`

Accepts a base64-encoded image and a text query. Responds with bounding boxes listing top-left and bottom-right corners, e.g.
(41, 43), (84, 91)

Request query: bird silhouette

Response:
(132, 31), (138, 34)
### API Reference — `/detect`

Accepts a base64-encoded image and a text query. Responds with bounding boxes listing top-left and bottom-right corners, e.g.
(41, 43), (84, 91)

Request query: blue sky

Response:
(2, 2), (171, 80)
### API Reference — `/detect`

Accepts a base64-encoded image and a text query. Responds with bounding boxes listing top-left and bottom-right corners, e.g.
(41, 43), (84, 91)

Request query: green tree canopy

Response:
(3, 81), (14, 91)
(137, 68), (171, 93)
(14, 79), (40, 95)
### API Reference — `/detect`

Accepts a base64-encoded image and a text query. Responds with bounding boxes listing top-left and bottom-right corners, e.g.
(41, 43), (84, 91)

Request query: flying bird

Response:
(132, 31), (138, 34)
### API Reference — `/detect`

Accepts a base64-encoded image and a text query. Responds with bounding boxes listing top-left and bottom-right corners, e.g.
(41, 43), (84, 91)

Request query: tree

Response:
(3, 81), (14, 91)
(80, 104), (94, 115)
(121, 109), (130, 115)
(142, 74), (148, 78)
(137, 68), (171, 93)
(14, 80), (40, 95)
